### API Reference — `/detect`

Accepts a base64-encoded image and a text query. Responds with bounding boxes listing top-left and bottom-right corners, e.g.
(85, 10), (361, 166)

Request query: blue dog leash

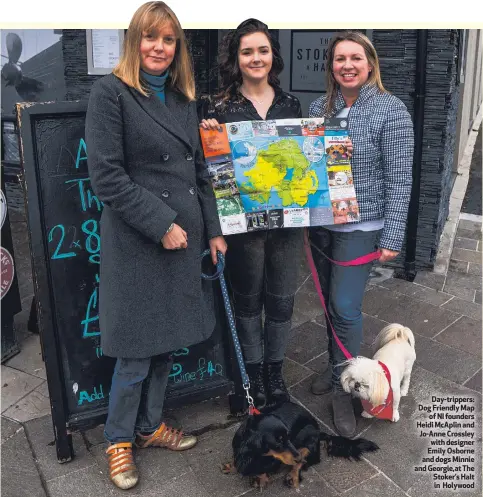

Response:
(200, 249), (259, 415)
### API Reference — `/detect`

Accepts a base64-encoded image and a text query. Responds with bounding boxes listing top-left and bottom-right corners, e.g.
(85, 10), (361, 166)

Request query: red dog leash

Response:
(303, 229), (393, 419)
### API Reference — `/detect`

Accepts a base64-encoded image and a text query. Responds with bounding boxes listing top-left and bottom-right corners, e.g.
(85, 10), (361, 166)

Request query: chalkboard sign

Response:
(17, 101), (237, 462)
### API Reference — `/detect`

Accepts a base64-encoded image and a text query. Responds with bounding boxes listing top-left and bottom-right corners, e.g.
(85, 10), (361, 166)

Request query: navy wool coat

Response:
(85, 73), (222, 358)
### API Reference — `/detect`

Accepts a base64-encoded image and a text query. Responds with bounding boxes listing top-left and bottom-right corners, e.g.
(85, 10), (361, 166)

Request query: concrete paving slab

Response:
(464, 370), (482, 393)
(362, 287), (462, 338)
(434, 316), (482, 357)
(24, 415), (95, 481)
(459, 219), (483, 232)
(359, 366), (482, 493)
(303, 352), (330, 375)
(456, 226), (482, 241)
(1, 365), (43, 411)
(1, 424), (46, 497)
(311, 449), (378, 493)
(283, 357), (313, 388)
(343, 474), (408, 497)
(377, 279), (454, 306)
(46, 463), (115, 497)
(293, 281), (324, 324)
(445, 269), (482, 290)
(414, 335), (482, 385)
(441, 297), (482, 320)
(413, 271), (446, 291)
(468, 262), (482, 276)
(286, 320), (328, 365)
(164, 396), (237, 436)
(2, 381), (51, 422)
(1, 415), (23, 443)
(4, 334), (46, 380)
(448, 259), (470, 273)
(148, 470), (212, 497)
(183, 424), (252, 497)
(89, 440), (191, 496)
(454, 237), (479, 250)
(82, 423), (106, 447)
(244, 466), (339, 497)
(443, 284), (476, 302)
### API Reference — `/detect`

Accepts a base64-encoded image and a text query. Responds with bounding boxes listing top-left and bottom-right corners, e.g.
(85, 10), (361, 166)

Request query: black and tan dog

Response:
(326, 143), (348, 161)
(222, 401), (379, 490)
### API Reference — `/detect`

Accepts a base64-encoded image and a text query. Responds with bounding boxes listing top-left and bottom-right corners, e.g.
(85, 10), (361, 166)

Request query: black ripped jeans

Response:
(226, 229), (303, 364)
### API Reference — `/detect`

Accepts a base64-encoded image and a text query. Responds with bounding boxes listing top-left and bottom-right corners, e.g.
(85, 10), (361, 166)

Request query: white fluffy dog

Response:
(339, 323), (416, 423)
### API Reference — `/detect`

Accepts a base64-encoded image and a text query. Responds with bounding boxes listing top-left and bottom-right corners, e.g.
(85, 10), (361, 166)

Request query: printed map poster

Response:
(200, 117), (359, 235)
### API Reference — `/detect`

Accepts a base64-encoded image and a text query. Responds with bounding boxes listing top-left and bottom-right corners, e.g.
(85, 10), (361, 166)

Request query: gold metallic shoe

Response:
(135, 422), (197, 451)
(106, 442), (139, 490)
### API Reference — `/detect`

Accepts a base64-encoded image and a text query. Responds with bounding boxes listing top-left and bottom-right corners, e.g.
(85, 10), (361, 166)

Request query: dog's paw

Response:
(249, 474), (270, 490)
(392, 410), (400, 422)
(221, 461), (235, 474)
(284, 471), (300, 489)
(361, 410), (373, 419)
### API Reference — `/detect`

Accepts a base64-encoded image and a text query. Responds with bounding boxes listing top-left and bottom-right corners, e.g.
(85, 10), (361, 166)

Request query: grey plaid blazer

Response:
(309, 84), (414, 252)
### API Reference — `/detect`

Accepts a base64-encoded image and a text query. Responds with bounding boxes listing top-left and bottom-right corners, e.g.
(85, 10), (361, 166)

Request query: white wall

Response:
(454, 29), (483, 169)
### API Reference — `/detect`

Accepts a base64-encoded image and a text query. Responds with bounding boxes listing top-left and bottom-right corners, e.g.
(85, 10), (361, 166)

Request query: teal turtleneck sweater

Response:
(141, 69), (169, 103)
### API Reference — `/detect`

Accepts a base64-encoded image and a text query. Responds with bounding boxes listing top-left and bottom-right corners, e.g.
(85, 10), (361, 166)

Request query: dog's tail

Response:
(319, 432), (379, 461)
(374, 323), (415, 350)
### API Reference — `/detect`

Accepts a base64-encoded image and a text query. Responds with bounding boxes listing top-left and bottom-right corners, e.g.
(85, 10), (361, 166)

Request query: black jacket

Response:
(198, 87), (302, 124)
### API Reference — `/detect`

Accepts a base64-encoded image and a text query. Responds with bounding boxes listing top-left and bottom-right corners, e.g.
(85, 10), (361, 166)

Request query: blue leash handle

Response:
(200, 250), (253, 403)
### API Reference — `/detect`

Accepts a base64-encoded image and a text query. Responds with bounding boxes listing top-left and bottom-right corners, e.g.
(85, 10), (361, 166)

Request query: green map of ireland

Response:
(239, 139), (319, 207)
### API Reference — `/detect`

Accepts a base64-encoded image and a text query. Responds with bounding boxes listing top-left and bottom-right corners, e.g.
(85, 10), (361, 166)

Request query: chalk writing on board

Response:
(77, 384), (105, 405)
(173, 348), (189, 356)
(65, 178), (103, 212)
(75, 138), (88, 169)
(82, 273), (100, 338)
(48, 225), (77, 260)
(169, 357), (223, 384)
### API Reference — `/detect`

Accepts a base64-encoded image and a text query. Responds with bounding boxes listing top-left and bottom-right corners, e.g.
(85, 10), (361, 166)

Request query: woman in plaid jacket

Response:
(308, 31), (414, 438)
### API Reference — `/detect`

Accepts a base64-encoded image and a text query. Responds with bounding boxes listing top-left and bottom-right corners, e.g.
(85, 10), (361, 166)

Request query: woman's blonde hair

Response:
(113, 1), (195, 100)
(324, 31), (386, 116)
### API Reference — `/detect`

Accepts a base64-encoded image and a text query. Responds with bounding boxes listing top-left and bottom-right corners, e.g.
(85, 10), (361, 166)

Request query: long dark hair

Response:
(215, 18), (283, 103)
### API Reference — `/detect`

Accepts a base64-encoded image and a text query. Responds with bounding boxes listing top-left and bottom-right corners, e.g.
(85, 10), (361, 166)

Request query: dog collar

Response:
(360, 361), (393, 420)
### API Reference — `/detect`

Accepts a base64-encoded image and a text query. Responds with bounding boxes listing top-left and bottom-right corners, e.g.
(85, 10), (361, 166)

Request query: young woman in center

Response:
(200, 19), (352, 410)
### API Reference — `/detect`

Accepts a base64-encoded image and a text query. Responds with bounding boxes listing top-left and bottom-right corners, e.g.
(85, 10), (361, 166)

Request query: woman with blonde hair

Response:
(308, 31), (414, 438)
(85, 1), (226, 489)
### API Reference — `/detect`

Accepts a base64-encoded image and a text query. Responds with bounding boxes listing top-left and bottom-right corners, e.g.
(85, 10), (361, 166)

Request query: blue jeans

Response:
(104, 353), (173, 443)
(308, 228), (382, 391)
(226, 229), (303, 364)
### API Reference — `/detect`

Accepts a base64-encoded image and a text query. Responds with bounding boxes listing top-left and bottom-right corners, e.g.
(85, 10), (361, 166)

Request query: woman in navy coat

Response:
(85, 1), (226, 489)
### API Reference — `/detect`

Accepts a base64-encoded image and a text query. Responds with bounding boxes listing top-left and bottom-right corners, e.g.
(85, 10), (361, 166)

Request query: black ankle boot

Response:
(332, 390), (356, 438)
(265, 361), (290, 406)
(246, 362), (266, 409)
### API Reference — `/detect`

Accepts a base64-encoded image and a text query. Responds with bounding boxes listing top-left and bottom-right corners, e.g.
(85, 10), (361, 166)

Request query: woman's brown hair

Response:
(324, 31), (386, 116)
(113, 1), (195, 100)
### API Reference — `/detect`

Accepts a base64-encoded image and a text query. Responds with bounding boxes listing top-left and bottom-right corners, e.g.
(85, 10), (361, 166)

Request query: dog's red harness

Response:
(360, 361), (393, 420)
(303, 229), (393, 420)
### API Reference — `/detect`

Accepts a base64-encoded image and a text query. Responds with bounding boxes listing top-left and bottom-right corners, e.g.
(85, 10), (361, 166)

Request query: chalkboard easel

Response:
(17, 100), (241, 463)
